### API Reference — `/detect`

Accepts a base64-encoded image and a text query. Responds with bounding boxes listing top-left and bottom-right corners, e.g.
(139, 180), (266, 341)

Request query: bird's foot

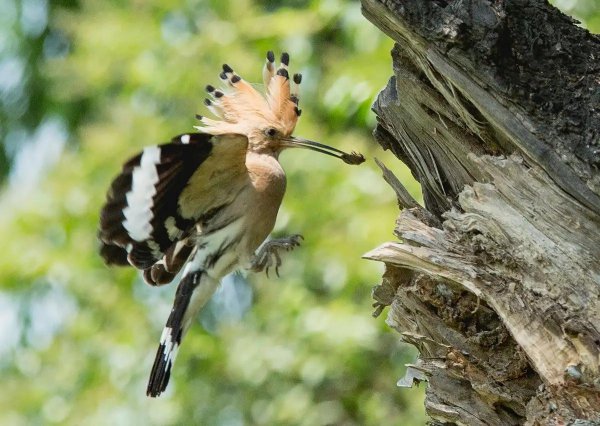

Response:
(250, 234), (303, 277)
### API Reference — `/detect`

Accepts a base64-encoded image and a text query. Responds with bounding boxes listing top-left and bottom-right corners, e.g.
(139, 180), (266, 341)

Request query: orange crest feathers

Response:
(195, 51), (302, 137)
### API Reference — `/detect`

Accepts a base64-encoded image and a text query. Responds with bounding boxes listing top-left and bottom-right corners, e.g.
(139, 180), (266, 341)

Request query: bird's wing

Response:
(142, 237), (196, 286)
(98, 132), (248, 273)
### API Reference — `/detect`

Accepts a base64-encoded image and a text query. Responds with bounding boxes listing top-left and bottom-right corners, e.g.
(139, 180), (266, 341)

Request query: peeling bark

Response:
(361, 0), (600, 424)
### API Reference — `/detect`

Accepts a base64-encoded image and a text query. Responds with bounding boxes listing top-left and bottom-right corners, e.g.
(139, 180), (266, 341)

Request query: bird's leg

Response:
(250, 234), (303, 277)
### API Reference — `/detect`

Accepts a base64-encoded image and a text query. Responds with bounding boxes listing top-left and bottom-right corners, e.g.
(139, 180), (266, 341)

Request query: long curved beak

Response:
(281, 136), (365, 165)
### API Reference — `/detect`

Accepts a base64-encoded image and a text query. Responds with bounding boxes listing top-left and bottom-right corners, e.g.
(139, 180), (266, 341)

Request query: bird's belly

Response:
(185, 218), (245, 279)
(240, 185), (284, 257)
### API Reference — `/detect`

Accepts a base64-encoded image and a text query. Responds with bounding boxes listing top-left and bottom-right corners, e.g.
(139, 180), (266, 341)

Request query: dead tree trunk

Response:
(360, 1), (600, 424)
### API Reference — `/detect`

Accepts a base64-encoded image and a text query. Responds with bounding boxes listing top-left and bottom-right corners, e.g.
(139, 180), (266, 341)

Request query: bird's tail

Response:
(146, 270), (219, 397)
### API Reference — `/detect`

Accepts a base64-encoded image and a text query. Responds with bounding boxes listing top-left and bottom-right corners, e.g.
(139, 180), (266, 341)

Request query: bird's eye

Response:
(266, 128), (277, 137)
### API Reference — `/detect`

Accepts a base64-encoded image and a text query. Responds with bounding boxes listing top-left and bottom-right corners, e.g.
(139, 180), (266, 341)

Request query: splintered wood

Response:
(361, 0), (600, 424)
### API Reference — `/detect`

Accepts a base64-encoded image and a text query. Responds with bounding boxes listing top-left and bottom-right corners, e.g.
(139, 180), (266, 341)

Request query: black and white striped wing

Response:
(99, 133), (213, 272)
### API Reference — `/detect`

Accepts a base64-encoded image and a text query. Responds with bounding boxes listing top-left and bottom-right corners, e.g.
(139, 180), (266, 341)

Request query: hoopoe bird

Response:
(98, 51), (364, 397)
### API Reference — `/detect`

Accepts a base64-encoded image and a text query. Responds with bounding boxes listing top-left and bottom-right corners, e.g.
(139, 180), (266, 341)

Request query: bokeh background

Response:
(0, 1), (597, 425)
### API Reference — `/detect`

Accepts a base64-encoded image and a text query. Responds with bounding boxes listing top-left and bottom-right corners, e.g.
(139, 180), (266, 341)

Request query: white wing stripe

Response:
(123, 146), (161, 241)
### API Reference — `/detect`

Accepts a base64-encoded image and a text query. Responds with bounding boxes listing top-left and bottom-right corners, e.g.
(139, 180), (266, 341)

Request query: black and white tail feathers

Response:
(147, 270), (202, 397)
(146, 269), (220, 397)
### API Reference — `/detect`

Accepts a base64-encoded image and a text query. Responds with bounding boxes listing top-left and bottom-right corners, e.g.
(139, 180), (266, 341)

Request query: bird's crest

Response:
(195, 51), (302, 137)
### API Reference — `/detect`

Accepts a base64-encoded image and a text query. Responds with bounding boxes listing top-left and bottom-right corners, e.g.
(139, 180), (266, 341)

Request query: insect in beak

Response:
(282, 136), (365, 165)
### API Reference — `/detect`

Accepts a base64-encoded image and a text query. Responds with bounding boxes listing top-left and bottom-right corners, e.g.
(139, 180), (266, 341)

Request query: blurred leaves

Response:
(551, 0), (600, 32)
(0, 0), (425, 425)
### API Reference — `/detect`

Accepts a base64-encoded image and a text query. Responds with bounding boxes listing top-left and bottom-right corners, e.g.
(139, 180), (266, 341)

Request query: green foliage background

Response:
(0, 1), (596, 425)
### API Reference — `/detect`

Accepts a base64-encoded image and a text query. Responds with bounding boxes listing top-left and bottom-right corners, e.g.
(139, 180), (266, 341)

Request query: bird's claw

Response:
(250, 234), (303, 277)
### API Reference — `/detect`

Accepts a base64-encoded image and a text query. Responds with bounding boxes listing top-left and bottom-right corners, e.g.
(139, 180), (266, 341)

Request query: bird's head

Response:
(195, 51), (365, 165)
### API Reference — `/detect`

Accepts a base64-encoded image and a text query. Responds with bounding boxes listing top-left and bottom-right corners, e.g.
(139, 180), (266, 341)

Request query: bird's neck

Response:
(245, 151), (286, 185)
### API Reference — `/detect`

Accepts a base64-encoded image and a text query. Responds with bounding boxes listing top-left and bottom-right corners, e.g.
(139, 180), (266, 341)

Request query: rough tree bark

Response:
(360, 1), (600, 425)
